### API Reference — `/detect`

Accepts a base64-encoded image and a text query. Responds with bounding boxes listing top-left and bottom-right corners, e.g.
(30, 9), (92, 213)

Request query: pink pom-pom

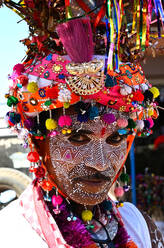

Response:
(52, 195), (63, 207)
(117, 118), (128, 128)
(13, 64), (25, 75)
(146, 118), (154, 128)
(17, 75), (28, 86)
(114, 186), (124, 197)
(102, 113), (116, 124)
(58, 115), (72, 127)
(48, 130), (59, 137)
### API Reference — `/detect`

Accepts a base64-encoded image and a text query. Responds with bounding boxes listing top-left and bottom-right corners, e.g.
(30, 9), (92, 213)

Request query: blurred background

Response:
(0, 5), (164, 234)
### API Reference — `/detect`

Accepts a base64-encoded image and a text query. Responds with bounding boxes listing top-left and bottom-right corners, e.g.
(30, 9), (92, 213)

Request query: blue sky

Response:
(0, 6), (28, 116)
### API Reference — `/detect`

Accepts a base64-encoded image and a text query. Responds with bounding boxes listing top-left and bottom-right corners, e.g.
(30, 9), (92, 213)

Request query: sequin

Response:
(46, 54), (53, 61)
(44, 71), (50, 79)
(58, 74), (65, 79)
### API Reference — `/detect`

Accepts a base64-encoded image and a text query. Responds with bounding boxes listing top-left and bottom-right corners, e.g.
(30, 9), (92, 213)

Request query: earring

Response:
(120, 166), (130, 192)
(81, 206), (94, 230)
(65, 198), (77, 222)
(52, 188), (63, 215)
(114, 180), (124, 198)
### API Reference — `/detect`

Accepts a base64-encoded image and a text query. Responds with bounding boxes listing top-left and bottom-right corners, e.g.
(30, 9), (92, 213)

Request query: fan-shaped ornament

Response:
(66, 59), (104, 95)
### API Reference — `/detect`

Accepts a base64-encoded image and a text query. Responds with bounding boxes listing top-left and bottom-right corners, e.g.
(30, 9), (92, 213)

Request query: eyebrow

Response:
(71, 129), (94, 135)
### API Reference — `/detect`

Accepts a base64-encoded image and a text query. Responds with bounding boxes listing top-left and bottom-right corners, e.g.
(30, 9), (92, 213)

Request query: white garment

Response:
(0, 199), (152, 248)
(119, 202), (152, 248)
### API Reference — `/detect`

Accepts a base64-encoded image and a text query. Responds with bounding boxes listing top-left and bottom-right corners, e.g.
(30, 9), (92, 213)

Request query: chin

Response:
(68, 189), (109, 206)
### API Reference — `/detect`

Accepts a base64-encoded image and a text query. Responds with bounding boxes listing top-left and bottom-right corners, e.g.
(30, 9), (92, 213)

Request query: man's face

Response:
(43, 113), (127, 205)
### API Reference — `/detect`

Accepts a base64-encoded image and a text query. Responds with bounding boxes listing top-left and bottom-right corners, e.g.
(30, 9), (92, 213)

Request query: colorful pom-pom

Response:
(117, 118), (128, 128)
(146, 118), (154, 128)
(102, 200), (113, 211)
(127, 118), (136, 129)
(63, 102), (70, 109)
(40, 179), (53, 191)
(89, 106), (99, 120)
(114, 186), (124, 197)
(46, 119), (57, 130)
(144, 120), (150, 129)
(120, 173), (130, 183)
(27, 151), (40, 163)
(148, 108), (154, 117)
(102, 113), (116, 124)
(46, 87), (58, 99)
(58, 115), (72, 127)
(132, 90), (144, 102)
(17, 75), (28, 86)
(24, 118), (34, 129)
(13, 63), (24, 75)
(120, 85), (132, 96)
(7, 96), (18, 107)
(77, 113), (89, 123)
(81, 209), (93, 222)
(149, 87), (160, 99)
(52, 195), (63, 207)
(136, 120), (144, 130)
(27, 82), (38, 93)
(143, 90), (153, 102)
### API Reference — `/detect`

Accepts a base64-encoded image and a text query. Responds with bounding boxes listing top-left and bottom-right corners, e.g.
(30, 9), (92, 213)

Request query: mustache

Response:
(68, 163), (112, 181)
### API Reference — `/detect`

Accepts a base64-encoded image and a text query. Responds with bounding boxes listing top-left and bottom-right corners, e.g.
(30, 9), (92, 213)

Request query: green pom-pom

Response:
(45, 100), (52, 106)
(7, 96), (18, 107)
(120, 173), (129, 183)
(127, 118), (136, 129)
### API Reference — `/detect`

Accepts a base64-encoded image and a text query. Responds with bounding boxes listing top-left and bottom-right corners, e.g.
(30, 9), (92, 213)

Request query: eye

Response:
(106, 132), (125, 146)
(68, 134), (91, 145)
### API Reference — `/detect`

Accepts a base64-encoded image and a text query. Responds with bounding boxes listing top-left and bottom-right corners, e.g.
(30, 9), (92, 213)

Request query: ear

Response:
(31, 136), (48, 158)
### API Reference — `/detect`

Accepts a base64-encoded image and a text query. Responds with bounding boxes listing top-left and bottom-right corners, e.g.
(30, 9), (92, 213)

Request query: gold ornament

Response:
(66, 59), (104, 95)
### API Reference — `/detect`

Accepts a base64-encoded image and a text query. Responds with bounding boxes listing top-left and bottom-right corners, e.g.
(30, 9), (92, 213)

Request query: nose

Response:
(84, 139), (110, 171)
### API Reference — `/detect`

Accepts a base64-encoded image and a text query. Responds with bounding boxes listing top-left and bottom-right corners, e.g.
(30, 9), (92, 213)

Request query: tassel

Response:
(57, 18), (93, 63)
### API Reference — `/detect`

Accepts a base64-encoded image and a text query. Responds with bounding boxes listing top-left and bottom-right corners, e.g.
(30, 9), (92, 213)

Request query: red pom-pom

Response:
(27, 151), (40, 162)
(114, 186), (124, 197)
(17, 75), (28, 86)
(34, 166), (45, 178)
(132, 90), (144, 102)
(46, 87), (58, 99)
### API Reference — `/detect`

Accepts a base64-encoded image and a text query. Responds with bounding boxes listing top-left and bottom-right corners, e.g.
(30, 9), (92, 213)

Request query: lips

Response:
(73, 173), (111, 188)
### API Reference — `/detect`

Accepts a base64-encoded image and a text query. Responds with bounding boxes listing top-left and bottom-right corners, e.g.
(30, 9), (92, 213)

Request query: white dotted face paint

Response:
(48, 111), (127, 205)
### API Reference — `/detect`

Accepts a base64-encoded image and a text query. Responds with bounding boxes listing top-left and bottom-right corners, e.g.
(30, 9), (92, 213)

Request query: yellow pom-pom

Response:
(27, 82), (38, 93)
(63, 102), (70, 109)
(45, 119), (57, 130)
(62, 129), (67, 135)
(149, 87), (160, 99)
(119, 202), (124, 207)
(148, 108), (154, 116)
(81, 209), (93, 222)
(67, 129), (72, 134)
